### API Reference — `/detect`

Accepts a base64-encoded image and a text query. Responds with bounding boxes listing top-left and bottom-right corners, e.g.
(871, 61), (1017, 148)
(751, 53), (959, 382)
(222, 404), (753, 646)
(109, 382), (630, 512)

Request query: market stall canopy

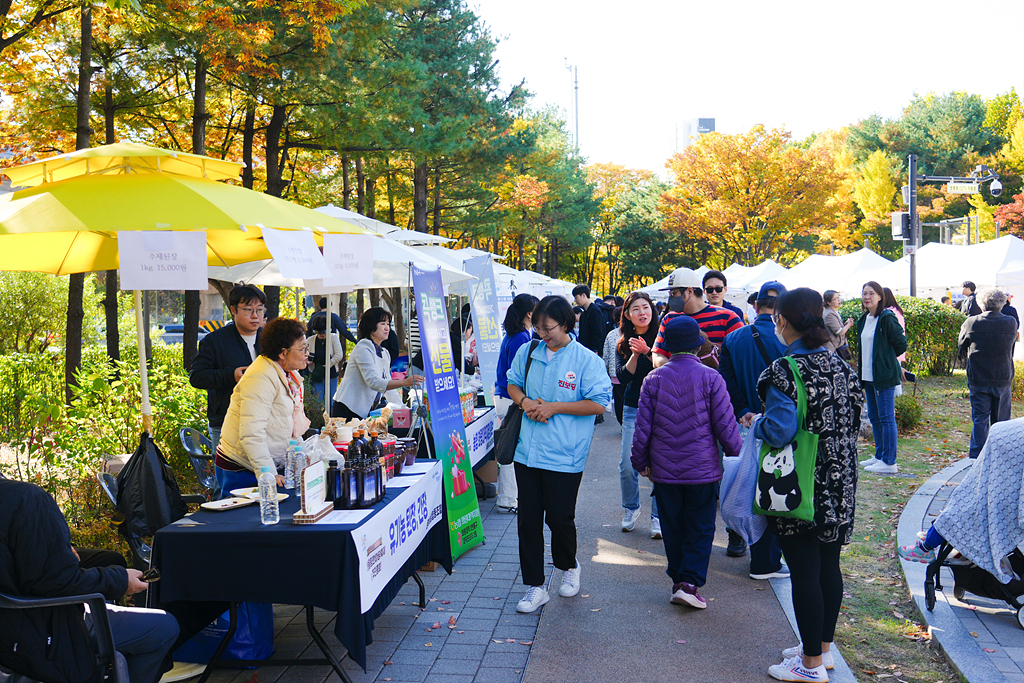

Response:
(4, 142), (244, 186)
(727, 260), (788, 294)
(314, 204), (401, 236)
(207, 235), (473, 288)
(779, 248), (892, 299)
(638, 266), (710, 298)
(0, 173), (366, 274)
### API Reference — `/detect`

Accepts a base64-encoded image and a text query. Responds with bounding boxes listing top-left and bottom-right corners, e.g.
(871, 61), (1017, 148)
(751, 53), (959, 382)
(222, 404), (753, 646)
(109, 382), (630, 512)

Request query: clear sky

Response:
(471, 0), (1024, 175)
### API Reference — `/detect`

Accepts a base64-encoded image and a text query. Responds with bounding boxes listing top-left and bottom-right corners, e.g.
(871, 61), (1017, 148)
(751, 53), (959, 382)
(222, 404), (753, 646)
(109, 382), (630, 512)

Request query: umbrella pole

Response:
(133, 290), (153, 434)
(324, 292), (334, 422)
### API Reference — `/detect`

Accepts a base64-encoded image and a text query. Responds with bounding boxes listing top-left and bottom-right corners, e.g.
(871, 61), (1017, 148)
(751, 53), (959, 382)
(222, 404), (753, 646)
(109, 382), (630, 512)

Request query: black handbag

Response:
(494, 341), (539, 465)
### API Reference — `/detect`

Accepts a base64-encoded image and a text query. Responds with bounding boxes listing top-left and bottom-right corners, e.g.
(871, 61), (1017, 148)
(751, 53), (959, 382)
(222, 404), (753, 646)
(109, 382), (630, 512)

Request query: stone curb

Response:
(896, 457), (1008, 683)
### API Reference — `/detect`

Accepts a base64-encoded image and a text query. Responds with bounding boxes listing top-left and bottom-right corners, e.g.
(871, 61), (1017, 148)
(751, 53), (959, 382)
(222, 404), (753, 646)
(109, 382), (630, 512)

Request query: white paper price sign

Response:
(322, 233), (374, 287)
(118, 231), (208, 291)
(260, 227), (331, 279)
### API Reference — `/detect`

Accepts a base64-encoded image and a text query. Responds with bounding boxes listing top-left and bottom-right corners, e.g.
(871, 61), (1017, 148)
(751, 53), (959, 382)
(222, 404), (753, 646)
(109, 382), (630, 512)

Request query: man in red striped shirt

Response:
(653, 267), (743, 367)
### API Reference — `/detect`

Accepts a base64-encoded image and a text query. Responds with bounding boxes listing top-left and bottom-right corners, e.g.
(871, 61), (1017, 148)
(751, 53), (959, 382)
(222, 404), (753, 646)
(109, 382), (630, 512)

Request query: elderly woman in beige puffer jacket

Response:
(216, 318), (312, 495)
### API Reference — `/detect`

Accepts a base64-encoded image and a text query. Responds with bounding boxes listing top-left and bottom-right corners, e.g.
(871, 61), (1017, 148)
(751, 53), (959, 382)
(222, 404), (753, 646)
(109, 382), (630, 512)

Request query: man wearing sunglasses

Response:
(189, 284), (267, 465)
(702, 270), (745, 322)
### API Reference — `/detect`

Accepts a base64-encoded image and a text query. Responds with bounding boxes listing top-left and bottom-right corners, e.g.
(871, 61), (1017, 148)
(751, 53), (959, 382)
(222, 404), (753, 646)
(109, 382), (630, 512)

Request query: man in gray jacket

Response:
(959, 288), (1018, 458)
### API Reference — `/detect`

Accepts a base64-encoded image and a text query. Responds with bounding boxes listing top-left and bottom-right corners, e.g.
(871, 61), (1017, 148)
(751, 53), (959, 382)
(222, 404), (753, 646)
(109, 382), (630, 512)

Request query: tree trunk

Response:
(100, 53), (119, 369)
(342, 154), (350, 209)
(264, 104), (288, 197)
(431, 165), (441, 235)
(66, 0), (92, 405)
(385, 158), (396, 225)
(356, 290), (365, 322)
(369, 289), (379, 307)
(265, 286), (280, 320)
(338, 293), (348, 360)
(365, 176), (376, 220)
(517, 234), (525, 270)
(356, 157), (365, 214)
(413, 160), (428, 233)
(184, 52), (207, 370)
(242, 101), (255, 189)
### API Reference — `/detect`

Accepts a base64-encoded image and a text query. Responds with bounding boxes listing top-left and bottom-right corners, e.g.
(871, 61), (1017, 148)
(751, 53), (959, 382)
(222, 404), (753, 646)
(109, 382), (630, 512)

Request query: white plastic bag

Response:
(720, 421), (767, 546)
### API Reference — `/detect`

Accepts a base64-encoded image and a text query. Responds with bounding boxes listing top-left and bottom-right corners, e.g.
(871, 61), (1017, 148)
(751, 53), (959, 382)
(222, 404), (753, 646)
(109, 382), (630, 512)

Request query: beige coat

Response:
(219, 355), (299, 474)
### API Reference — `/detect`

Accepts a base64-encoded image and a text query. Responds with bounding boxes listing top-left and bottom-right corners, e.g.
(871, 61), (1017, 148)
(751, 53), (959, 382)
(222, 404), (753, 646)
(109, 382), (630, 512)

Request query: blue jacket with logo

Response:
(506, 337), (612, 473)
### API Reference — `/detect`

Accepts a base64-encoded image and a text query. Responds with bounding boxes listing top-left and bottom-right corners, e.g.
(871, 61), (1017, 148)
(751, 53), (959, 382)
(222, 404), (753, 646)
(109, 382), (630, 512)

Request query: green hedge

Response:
(838, 296), (965, 377)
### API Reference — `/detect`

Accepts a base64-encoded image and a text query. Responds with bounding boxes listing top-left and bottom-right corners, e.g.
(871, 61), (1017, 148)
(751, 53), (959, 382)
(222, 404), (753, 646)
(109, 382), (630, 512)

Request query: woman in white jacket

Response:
(217, 318), (313, 493)
(333, 307), (423, 419)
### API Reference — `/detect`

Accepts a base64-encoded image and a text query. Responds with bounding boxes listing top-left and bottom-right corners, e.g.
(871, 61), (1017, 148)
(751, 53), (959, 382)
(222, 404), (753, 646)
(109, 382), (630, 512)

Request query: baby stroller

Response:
(925, 542), (1024, 629)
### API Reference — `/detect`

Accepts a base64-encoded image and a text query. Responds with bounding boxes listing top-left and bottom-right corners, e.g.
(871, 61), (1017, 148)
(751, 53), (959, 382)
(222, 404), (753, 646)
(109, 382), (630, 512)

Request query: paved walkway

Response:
(898, 457), (1024, 683)
(191, 413), (861, 683)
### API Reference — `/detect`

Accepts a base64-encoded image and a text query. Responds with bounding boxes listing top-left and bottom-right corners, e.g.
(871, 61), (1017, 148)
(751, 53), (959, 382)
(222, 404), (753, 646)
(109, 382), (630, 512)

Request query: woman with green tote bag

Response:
(755, 288), (864, 683)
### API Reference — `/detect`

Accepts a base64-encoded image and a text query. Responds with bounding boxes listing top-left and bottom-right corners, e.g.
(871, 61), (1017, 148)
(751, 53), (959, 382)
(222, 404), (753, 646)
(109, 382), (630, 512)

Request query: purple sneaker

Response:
(670, 582), (707, 609)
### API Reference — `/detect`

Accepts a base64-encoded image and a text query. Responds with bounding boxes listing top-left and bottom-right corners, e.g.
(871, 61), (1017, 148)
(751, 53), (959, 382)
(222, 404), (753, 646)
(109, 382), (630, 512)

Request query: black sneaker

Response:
(595, 414), (605, 424)
(726, 529), (748, 557)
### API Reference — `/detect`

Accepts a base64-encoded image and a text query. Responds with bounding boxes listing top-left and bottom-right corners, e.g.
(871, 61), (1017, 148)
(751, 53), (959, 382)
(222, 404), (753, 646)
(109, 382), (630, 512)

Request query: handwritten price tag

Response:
(261, 227), (331, 279)
(322, 233), (374, 287)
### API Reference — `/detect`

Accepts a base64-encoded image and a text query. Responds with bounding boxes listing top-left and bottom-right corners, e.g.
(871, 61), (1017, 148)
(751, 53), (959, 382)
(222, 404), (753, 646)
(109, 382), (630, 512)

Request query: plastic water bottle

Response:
(258, 466), (280, 525)
(294, 444), (307, 478)
(283, 439), (298, 489)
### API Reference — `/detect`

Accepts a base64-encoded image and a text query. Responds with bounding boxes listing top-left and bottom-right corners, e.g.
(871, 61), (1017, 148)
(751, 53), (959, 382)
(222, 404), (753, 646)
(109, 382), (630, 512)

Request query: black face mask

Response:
(668, 294), (686, 313)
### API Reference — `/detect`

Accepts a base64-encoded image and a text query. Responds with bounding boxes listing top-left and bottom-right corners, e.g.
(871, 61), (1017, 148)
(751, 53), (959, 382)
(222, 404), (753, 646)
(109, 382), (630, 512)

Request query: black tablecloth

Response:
(151, 463), (452, 670)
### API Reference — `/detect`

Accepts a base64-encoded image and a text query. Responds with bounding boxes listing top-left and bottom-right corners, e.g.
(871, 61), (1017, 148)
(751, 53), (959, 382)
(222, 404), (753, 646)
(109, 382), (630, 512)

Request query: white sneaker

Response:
(621, 507), (641, 532)
(781, 644), (835, 670)
(865, 461), (898, 474)
(559, 561), (581, 597)
(859, 456), (880, 468)
(769, 655), (829, 681)
(516, 586), (549, 613)
(650, 517), (662, 539)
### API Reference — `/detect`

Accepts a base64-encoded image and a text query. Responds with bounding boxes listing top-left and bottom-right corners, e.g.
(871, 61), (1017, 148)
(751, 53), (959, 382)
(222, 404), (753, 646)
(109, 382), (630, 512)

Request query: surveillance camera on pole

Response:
(991, 178), (1003, 197)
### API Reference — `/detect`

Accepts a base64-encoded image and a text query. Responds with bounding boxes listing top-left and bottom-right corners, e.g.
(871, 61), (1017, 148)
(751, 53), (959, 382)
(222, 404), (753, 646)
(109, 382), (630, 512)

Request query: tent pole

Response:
(134, 290), (153, 434)
(324, 292), (334, 422)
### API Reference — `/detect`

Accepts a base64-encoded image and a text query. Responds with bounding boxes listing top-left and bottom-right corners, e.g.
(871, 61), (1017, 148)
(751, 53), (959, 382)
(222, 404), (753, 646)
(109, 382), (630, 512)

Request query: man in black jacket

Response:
(960, 281), (983, 316)
(959, 287), (1018, 458)
(0, 478), (178, 683)
(189, 285), (266, 460)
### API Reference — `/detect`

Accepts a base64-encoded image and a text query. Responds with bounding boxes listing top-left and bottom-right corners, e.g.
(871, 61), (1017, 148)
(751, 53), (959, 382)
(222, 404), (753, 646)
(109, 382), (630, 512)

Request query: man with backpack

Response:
(717, 280), (790, 579)
(574, 284), (615, 423)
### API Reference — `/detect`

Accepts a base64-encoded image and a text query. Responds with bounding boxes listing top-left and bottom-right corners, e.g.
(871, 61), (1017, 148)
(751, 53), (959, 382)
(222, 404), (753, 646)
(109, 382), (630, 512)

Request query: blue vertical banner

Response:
(411, 264), (485, 560)
(463, 255), (501, 405)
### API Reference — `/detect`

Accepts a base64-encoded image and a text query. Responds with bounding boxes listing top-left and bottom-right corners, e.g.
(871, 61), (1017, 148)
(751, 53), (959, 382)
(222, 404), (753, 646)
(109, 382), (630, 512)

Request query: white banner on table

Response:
(466, 407), (496, 468)
(352, 460), (444, 613)
(260, 227), (332, 279)
(322, 233), (374, 287)
(118, 231), (208, 290)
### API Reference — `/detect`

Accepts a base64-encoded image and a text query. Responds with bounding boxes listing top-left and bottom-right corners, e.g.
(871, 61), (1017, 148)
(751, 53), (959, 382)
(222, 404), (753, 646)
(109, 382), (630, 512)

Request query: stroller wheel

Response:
(925, 578), (936, 611)
(954, 586), (965, 602)
(1017, 607), (1024, 631)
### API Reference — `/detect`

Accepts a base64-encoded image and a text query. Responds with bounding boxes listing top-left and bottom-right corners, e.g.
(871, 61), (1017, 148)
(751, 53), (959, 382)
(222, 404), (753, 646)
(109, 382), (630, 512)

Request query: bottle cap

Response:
(369, 430), (379, 437)
(289, 439), (298, 445)
(295, 444), (303, 451)
(260, 466), (273, 474)
(328, 459), (338, 466)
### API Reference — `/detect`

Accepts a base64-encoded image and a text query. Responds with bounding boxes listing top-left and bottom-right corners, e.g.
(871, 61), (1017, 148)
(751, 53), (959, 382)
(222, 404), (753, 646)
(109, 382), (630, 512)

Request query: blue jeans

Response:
(90, 604), (179, 683)
(312, 375), (339, 406)
(863, 382), (897, 465)
(968, 385), (1013, 458)
(620, 406), (659, 519)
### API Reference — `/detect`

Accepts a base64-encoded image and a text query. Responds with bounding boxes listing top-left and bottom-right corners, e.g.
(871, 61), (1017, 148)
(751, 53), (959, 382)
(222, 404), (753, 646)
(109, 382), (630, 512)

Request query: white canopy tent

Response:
(314, 205), (454, 246)
(779, 249), (892, 299)
(637, 266), (710, 299)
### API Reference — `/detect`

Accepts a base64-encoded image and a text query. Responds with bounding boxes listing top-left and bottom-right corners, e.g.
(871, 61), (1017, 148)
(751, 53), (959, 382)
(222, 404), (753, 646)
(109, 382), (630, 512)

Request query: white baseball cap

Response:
(659, 267), (703, 291)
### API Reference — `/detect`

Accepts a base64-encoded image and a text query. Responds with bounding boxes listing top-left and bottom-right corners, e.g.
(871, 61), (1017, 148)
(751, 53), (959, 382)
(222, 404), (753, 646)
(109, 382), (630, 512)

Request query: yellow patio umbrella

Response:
(0, 166), (370, 431)
(3, 142), (244, 186)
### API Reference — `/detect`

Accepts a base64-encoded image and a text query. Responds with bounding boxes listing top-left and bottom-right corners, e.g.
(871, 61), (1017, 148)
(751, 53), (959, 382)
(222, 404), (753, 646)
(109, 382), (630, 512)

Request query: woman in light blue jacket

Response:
(506, 296), (612, 614)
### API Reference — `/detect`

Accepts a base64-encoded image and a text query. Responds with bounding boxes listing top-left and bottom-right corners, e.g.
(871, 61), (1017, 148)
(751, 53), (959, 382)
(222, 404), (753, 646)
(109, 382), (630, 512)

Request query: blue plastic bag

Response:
(173, 602), (274, 664)
(720, 422), (767, 546)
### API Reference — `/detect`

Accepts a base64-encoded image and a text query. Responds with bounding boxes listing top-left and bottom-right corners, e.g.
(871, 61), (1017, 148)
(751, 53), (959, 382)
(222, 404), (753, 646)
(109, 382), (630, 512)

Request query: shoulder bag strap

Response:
(782, 356), (808, 429)
(522, 340), (540, 391)
(750, 327), (774, 366)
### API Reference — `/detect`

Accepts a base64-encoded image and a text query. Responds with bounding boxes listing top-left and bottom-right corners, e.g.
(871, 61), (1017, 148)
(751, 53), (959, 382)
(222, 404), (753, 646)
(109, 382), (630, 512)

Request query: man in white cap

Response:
(652, 267), (743, 368)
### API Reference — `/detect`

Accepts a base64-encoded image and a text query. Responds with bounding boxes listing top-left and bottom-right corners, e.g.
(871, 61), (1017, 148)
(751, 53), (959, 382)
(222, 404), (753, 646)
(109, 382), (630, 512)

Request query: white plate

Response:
(244, 492), (289, 502)
(230, 487), (260, 497)
(200, 498), (255, 511)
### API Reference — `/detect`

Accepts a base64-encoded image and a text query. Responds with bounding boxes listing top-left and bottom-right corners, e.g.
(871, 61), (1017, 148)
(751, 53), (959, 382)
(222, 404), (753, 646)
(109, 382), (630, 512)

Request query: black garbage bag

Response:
(115, 432), (188, 538)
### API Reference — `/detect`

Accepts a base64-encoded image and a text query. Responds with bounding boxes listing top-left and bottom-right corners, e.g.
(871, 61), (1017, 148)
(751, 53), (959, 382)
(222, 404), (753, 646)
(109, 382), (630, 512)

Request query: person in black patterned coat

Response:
(754, 288), (864, 683)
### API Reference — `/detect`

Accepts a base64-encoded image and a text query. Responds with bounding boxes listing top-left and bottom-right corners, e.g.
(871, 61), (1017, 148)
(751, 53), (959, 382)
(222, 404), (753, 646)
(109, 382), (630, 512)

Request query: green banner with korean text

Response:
(411, 264), (485, 560)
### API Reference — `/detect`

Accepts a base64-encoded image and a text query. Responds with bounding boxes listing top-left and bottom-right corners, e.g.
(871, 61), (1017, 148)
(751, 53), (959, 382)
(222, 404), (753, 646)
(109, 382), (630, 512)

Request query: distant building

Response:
(683, 118), (715, 146)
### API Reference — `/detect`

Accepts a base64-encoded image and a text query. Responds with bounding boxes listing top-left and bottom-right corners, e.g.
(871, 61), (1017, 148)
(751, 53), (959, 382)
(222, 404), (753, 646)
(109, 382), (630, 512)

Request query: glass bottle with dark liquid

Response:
(325, 459), (339, 502)
(362, 431), (379, 507)
(347, 430), (365, 509)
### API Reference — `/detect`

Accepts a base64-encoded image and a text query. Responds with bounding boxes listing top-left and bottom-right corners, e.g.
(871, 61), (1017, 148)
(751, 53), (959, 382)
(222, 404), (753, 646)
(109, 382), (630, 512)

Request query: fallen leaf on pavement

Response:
(893, 611), (905, 619)
(424, 628), (431, 632)
(520, 641), (533, 645)
(384, 679), (391, 682)
(864, 578), (876, 583)
(441, 600), (451, 604)
(493, 597), (502, 600)
(675, 640), (687, 644)
(431, 622), (441, 629)
(424, 642), (432, 647)
(581, 594), (590, 598)
(983, 648), (997, 653)
(383, 660), (393, 665)
(966, 605), (977, 610)
(429, 597), (437, 602)
(448, 616), (457, 627)
(400, 602), (406, 605)
(437, 607), (445, 611)
(970, 631), (979, 637)
(493, 640), (504, 644)
(590, 608), (601, 612)
(861, 671), (876, 675)
(505, 638), (516, 643)
(457, 630), (464, 634)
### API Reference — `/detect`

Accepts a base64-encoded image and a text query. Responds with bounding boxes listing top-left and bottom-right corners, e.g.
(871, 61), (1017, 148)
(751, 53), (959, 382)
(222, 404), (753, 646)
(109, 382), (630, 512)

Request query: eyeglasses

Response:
(704, 286), (724, 294)
(288, 344), (309, 355)
(236, 305), (266, 317)
(535, 324), (561, 336)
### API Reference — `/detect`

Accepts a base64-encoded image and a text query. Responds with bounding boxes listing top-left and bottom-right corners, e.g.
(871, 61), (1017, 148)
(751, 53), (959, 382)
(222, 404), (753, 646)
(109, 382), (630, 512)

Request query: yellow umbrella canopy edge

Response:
(3, 142), (244, 187)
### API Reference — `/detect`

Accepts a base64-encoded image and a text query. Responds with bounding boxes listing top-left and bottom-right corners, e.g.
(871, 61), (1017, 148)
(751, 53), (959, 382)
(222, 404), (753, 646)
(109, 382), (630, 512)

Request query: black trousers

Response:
(654, 482), (718, 586)
(612, 383), (626, 425)
(775, 532), (844, 657)
(514, 463), (583, 587)
(749, 528), (785, 575)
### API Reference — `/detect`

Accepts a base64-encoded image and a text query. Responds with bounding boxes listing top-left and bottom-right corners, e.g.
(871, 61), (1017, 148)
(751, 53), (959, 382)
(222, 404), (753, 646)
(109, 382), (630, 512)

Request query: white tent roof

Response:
(313, 205), (455, 246)
(778, 248), (892, 299)
(637, 266), (710, 298)
(727, 260), (788, 294)
(207, 235), (472, 288)
(873, 236), (1024, 297)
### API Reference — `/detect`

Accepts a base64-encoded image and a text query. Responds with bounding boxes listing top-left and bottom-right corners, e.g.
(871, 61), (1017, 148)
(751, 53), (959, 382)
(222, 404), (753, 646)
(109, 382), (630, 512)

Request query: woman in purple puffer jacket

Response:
(631, 315), (742, 609)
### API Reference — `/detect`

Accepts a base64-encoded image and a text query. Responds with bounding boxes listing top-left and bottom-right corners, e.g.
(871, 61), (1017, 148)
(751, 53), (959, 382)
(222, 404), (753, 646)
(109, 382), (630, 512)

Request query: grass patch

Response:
(835, 372), (1019, 682)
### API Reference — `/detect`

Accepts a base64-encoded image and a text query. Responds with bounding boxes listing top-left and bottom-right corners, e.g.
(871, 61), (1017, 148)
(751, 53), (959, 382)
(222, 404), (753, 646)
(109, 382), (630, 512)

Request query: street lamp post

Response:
(905, 154), (1001, 297)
